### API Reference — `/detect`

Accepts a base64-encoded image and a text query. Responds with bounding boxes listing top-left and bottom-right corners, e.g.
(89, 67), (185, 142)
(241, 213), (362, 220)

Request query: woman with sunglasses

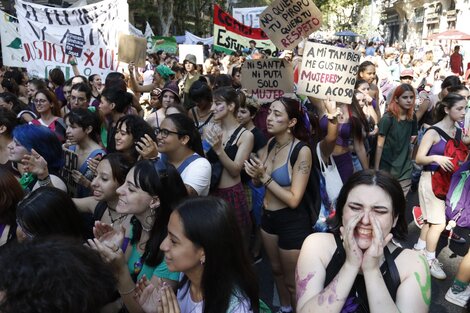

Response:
(205, 86), (254, 245)
(156, 113), (211, 196)
(244, 96), (312, 313)
(88, 159), (188, 313)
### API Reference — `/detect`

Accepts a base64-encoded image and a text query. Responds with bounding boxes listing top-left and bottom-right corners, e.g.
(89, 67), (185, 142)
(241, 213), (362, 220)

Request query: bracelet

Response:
(69, 61), (77, 66)
(263, 177), (273, 187)
(118, 286), (136, 295)
(38, 175), (51, 187)
(325, 109), (341, 121)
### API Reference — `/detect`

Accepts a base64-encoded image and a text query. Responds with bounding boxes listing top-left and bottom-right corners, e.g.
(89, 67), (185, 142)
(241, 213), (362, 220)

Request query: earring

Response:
(200, 259), (205, 265)
(287, 128), (291, 134)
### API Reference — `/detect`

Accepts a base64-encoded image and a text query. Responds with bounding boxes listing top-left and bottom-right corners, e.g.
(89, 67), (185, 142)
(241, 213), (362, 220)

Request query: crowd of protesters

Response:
(0, 37), (469, 313)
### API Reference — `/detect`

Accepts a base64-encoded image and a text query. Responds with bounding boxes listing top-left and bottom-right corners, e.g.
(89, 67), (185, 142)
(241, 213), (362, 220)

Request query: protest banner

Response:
(179, 44), (204, 64)
(62, 148), (78, 197)
(259, 0), (322, 51)
(0, 10), (26, 67)
(65, 33), (85, 57)
(297, 42), (360, 104)
(213, 5), (279, 57)
(15, 0), (129, 79)
(241, 58), (294, 103)
(118, 34), (147, 68)
(232, 6), (267, 28)
(184, 31), (213, 45)
(147, 36), (177, 54)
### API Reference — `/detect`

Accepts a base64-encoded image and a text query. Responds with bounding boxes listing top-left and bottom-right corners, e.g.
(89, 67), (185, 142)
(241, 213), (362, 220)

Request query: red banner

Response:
(214, 5), (268, 40)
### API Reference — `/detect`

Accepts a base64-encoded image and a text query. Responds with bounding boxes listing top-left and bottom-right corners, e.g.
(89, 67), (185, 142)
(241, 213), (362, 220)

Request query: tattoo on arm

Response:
(414, 256), (431, 306)
(298, 160), (311, 174)
(296, 268), (315, 302)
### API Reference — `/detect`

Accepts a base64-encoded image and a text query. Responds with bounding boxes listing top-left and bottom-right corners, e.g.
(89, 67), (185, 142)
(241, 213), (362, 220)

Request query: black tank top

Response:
(324, 234), (403, 313)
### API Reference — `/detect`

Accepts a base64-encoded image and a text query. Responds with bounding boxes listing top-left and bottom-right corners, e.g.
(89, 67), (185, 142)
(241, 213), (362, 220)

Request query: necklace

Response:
(107, 208), (127, 225)
(272, 139), (292, 163)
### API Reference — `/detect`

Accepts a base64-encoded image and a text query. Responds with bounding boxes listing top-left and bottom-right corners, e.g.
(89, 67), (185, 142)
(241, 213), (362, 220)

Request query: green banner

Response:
(147, 36), (177, 54)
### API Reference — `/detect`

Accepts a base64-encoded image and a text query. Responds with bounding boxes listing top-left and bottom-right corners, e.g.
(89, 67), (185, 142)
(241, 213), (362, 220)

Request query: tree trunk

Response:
(156, 0), (175, 36)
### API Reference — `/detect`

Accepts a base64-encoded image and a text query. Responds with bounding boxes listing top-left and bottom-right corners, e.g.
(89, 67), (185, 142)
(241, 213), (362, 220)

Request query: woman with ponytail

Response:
(413, 93), (468, 280)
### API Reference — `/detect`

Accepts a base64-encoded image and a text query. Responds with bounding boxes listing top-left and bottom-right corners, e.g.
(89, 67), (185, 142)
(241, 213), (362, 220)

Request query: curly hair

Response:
(0, 238), (117, 313)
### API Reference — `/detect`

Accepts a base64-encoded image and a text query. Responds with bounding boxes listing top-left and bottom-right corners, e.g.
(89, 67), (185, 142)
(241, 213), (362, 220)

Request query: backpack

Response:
(427, 126), (469, 200)
(267, 140), (322, 228)
(445, 161), (470, 228)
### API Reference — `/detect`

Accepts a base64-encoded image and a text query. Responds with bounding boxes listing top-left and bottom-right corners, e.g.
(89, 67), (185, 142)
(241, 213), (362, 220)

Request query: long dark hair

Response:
(164, 113), (204, 156)
(16, 187), (84, 240)
(176, 197), (259, 313)
(131, 160), (187, 267)
(329, 170), (407, 240)
(434, 93), (466, 122)
(65, 108), (101, 144)
(112, 115), (156, 161)
(277, 96), (310, 143)
(350, 93), (370, 141)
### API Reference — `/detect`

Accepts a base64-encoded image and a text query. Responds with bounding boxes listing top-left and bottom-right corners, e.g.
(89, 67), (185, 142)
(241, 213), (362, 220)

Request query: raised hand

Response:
(135, 275), (161, 313)
(157, 285), (180, 313)
(22, 148), (49, 179)
(71, 169), (90, 186)
(340, 212), (364, 270)
(136, 134), (158, 160)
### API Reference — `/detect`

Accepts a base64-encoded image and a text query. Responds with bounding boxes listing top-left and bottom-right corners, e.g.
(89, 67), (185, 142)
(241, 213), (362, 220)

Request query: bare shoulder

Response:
(300, 233), (337, 266)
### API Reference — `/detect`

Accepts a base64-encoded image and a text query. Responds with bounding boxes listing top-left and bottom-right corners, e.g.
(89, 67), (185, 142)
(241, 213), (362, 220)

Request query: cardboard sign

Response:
(65, 33), (85, 57)
(297, 42), (360, 104)
(213, 5), (279, 57)
(118, 34), (147, 68)
(260, 0), (322, 50)
(241, 58), (294, 103)
(179, 44), (204, 65)
(62, 148), (78, 197)
(15, 0), (129, 79)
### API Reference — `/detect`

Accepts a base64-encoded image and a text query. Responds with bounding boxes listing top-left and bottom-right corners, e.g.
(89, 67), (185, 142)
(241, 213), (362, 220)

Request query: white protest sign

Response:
(232, 6), (267, 28)
(259, 0), (322, 51)
(297, 42), (360, 104)
(15, 0), (129, 79)
(241, 58), (294, 103)
(179, 44), (204, 64)
(0, 10), (26, 67)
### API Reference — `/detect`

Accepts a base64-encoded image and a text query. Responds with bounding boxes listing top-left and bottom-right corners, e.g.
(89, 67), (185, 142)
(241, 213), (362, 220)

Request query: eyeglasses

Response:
(155, 127), (181, 138)
(34, 98), (48, 104)
(70, 96), (87, 103)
